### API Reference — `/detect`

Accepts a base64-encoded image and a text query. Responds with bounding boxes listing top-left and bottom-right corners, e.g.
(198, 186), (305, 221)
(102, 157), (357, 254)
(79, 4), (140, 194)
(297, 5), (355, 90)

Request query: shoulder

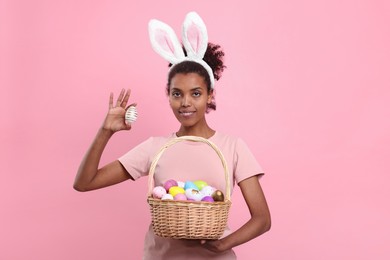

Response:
(212, 132), (258, 161)
(212, 131), (247, 149)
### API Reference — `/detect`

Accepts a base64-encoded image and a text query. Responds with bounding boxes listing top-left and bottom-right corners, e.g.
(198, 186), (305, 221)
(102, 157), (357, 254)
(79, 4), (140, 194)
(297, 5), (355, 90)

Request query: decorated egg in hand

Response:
(169, 186), (185, 197)
(194, 180), (208, 190)
(125, 106), (138, 124)
(212, 190), (225, 202)
(184, 181), (198, 191)
(200, 186), (216, 197)
(164, 179), (178, 192)
(185, 188), (203, 201)
(201, 196), (214, 202)
(161, 194), (174, 200)
(152, 186), (166, 199)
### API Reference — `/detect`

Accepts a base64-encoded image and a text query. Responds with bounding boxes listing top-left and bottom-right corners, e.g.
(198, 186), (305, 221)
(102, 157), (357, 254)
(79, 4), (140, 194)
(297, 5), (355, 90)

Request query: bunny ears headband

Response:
(148, 12), (215, 89)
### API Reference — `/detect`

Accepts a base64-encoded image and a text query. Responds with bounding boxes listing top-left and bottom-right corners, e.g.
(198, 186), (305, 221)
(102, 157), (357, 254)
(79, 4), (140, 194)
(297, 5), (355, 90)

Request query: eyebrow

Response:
(171, 87), (203, 92)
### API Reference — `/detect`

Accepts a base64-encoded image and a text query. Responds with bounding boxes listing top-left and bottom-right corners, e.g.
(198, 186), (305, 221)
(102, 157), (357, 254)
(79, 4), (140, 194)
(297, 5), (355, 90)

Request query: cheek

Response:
(168, 97), (178, 109)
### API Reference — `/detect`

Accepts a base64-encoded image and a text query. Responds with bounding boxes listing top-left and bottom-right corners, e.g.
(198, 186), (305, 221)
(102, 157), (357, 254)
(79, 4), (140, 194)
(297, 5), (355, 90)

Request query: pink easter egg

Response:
(152, 186), (166, 199)
(164, 179), (178, 192)
(174, 193), (187, 201)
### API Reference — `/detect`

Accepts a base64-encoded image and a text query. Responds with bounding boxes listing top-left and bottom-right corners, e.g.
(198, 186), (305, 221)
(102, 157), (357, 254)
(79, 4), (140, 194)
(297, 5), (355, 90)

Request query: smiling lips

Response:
(179, 111), (195, 117)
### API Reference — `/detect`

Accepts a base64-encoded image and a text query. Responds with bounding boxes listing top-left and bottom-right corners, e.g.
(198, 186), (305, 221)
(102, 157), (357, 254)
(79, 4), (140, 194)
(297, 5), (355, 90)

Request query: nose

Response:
(181, 95), (191, 107)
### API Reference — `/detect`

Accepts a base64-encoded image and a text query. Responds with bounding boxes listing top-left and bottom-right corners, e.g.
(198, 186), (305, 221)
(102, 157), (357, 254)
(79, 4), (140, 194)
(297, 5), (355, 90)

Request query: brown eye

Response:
(172, 92), (181, 97)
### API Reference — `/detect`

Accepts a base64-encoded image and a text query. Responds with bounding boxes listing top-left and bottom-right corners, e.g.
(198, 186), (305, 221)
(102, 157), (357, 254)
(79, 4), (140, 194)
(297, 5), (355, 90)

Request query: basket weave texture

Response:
(147, 136), (232, 240)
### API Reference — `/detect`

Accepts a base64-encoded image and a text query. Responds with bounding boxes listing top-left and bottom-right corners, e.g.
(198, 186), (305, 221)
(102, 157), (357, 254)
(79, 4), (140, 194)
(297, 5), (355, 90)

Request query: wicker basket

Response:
(147, 135), (232, 240)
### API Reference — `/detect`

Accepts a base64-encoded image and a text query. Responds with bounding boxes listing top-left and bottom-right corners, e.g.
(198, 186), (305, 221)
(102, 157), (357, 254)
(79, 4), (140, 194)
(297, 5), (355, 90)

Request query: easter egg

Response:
(194, 180), (208, 190)
(125, 106), (138, 124)
(177, 181), (185, 189)
(184, 181), (198, 191)
(174, 193), (187, 201)
(201, 196), (214, 202)
(211, 190), (225, 202)
(200, 186), (216, 197)
(169, 186), (185, 197)
(152, 186), (166, 199)
(164, 179), (178, 192)
(161, 194), (174, 200)
(185, 188), (203, 201)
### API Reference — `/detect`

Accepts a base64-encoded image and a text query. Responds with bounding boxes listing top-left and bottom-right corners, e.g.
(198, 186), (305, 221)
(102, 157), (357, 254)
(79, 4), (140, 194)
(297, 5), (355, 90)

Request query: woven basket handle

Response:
(147, 136), (231, 201)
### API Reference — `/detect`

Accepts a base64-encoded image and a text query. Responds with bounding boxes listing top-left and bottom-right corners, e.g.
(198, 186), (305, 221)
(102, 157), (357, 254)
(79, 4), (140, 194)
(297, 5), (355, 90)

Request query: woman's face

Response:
(168, 72), (212, 128)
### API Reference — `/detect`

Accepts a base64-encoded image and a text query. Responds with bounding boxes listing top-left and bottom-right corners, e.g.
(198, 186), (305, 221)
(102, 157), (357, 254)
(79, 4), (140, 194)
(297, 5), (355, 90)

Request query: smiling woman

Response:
(169, 72), (213, 136)
(73, 11), (271, 259)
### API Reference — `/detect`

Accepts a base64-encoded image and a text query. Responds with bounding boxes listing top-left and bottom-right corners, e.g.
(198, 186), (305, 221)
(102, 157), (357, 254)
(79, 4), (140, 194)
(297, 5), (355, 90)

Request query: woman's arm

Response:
(202, 175), (271, 252)
(73, 89), (134, 192)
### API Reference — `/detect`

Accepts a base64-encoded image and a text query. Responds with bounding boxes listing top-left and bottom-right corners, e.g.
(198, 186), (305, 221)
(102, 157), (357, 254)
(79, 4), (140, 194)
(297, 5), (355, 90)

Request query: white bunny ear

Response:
(182, 12), (208, 59)
(148, 12), (216, 89)
(148, 19), (185, 64)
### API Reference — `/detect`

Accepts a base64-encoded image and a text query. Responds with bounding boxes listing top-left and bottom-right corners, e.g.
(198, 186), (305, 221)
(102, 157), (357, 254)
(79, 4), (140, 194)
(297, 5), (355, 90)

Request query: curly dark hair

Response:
(167, 42), (226, 112)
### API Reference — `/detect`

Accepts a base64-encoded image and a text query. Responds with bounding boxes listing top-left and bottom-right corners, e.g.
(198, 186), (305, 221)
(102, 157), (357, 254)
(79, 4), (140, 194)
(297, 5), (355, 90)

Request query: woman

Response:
(74, 12), (271, 259)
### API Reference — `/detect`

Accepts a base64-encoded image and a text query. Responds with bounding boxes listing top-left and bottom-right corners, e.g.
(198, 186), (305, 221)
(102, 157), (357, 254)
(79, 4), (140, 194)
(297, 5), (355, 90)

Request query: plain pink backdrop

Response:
(1, 0), (390, 259)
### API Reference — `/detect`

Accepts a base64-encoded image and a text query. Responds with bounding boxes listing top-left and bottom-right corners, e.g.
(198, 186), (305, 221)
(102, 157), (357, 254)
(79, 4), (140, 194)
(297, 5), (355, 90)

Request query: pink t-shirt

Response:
(118, 132), (264, 260)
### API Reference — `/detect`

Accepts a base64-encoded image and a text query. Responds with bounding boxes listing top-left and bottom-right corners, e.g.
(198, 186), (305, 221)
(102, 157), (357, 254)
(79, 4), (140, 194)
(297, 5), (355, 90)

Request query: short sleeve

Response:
(118, 137), (155, 180)
(234, 138), (264, 184)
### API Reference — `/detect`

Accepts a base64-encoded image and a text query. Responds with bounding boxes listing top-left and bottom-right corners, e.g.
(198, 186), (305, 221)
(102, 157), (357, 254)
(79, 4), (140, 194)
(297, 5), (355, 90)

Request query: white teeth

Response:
(125, 106), (138, 124)
(181, 112), (193, 116)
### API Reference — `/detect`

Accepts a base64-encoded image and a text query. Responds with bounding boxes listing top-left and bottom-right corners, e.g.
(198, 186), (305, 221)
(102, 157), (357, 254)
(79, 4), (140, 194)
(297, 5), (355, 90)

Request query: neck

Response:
(176, 124), (215, 139)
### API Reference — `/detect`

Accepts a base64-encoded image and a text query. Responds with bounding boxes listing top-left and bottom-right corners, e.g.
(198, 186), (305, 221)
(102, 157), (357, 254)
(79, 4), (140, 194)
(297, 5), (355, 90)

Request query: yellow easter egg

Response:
(169, 186), (185, 197)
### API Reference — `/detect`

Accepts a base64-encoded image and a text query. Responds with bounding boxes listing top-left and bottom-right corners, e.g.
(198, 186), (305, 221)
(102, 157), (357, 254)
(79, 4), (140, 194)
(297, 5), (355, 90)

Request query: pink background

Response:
(1, 0), (389, 259)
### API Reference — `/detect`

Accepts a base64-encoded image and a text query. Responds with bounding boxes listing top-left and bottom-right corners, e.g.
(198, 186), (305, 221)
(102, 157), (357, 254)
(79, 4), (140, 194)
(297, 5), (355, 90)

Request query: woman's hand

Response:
(200, 239), (227, 253)
(102, 88), (135, 133)
(73, 88), (134, 192)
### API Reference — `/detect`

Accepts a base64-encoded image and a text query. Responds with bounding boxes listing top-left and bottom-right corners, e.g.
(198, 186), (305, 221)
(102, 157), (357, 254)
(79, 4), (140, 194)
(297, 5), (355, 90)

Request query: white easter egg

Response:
(161, 194), (174, 200)
(200, 186), (216, 197)
(185, 188), (203, 201)
(125, 106), (138, 124)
